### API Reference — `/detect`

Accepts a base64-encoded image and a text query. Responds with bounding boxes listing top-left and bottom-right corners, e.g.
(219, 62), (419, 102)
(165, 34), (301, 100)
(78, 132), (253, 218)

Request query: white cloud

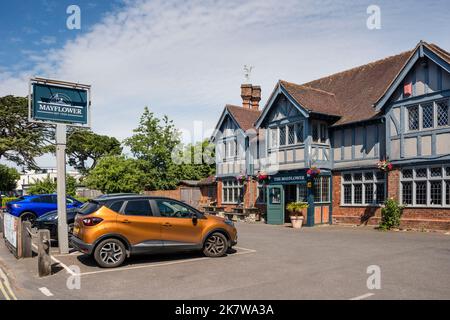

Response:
(1, 0), (450, 168)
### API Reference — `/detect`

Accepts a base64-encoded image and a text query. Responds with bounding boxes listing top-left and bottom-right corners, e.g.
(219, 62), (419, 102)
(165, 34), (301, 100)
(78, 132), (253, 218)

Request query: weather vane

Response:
(244, 65), (254, 83)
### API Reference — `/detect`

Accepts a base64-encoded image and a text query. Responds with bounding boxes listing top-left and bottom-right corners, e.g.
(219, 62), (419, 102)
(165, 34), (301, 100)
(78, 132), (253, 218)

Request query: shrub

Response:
(1, 197), (17, 208)
(379, 198), (404, 230)
(286, 202), (309, 217)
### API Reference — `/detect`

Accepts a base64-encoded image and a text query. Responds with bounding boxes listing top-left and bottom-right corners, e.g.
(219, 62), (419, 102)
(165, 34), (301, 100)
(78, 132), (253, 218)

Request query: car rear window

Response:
(123, 200), (152, 216)
(107, 201), (124, 213)
(78, 201), (103, 215)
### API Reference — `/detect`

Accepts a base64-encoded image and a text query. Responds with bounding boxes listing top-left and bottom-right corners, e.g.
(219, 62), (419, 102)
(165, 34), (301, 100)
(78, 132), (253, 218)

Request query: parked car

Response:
(5, 194), (83, 223)
(70, 195), (237, 268)
(34, 194), (138, 239)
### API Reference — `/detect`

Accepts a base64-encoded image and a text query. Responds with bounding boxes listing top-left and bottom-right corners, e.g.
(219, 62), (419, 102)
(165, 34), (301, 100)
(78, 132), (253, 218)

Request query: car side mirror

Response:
(192, 213), (198, 224)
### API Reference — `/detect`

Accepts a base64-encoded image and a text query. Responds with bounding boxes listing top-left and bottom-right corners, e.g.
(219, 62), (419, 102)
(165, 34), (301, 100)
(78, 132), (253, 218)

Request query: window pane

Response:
(320, 124), (327, 142)
(279, 126), (286, 146)
(415, 181), (427, 205)
(343, 174), (352, 182)
(364, 172), (374, 181)
(314, 177), (321, 202)
(296, 122), (304, 143)
(446, 167), (450, 177)
(408, 105), (419, 130)
(364, 183), (374, 204)
(430, 167), (442, 178)
(415, 168), (427, 178)
(297, 185), (307, 202)
(270, 188), (281, 204)
(402, 169), (413, 179)
(430, 181), (442, 205)
(157, 200), (192, 218)
(446, 181), (450, 205)
(375, 183), (385, 204)
(402, 182), (413, 205)
(437, 100), (449, 127)
(343, 185), (352, 204)
(124, 200), (152, 216)
(312, 123), (319, 142)
(288, 125), (295, 144)
(422, 103), (434, 129)
(321, 177), (330, 202)
(353, 173), (363, 181)
(354, 184), (362, 204)
(271, 128), (278, 148)
(376, 172), (385, 181)
(108, 201), (124, 213)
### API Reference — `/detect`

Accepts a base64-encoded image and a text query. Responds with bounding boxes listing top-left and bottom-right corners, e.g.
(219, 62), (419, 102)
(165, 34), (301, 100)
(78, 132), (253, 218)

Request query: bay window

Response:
(269, 121), (304, 148)
(407, 98), (450, 132)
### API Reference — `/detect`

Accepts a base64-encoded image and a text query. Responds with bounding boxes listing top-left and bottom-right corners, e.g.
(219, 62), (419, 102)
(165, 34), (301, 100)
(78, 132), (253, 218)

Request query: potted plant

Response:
(377, 159), (393, 172)
(286, 202), (309, 229)
(307, 166), (321, 177)
(236, 173), (247, 184)
(256, 171), (269, 184)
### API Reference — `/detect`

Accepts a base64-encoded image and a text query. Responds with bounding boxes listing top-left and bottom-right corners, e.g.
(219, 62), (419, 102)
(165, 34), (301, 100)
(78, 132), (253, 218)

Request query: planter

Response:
(290, 215), (304, 229)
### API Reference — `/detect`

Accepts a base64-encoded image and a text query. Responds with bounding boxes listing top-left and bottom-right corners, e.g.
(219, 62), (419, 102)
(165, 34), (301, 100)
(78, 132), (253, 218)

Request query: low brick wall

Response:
(332, 170), (450, 231)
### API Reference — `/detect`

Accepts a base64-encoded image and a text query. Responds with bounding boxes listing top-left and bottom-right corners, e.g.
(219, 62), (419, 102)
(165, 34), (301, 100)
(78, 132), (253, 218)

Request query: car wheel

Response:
(94, 239), (126, 268)
(21, 212), (37, 224)
(203, 232), (228, 257)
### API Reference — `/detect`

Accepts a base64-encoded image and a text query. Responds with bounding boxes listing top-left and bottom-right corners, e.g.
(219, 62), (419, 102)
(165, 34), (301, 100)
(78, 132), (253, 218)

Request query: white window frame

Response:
(313, 176), (331, 204)
(312, 120), (328, 144)
(222, 179), (243, 204)
(400, 165), (450, 208)
(341, 170), (386, 206)
(268, 121), (305, 150)
(406, 98), (450, 133)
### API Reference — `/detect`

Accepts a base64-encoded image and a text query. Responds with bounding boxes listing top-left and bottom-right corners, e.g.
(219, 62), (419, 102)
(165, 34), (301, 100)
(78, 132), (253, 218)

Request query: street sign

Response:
(29, 77), (91, 127)
(28, 77), (92, 254)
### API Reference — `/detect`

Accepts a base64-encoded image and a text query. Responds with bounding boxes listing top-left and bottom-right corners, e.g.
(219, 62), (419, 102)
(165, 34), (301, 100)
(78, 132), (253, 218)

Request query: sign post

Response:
(29, 77), (91, 254)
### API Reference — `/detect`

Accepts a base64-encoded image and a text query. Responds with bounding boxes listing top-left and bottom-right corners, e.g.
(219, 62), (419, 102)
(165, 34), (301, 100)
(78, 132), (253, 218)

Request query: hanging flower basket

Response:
(236, 174), (247, 184)
(256, 171), (269, 184)
(377, 160), (393, 172)
(307, 166), (321, 177)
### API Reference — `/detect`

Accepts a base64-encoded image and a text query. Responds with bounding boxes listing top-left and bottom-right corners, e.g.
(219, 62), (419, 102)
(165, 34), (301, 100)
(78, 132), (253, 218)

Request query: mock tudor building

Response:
(212, 41), (450, 230)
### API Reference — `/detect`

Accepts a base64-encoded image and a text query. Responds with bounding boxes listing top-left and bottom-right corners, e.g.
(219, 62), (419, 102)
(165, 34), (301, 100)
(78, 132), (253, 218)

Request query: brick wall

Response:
(332, 169), (450, 230)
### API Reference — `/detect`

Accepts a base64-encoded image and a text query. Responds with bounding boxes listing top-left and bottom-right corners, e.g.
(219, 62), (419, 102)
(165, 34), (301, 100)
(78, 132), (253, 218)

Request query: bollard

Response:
(21, 221), (33, 258)
(0, 211), (4, 235)
(38, 230), (52, 277)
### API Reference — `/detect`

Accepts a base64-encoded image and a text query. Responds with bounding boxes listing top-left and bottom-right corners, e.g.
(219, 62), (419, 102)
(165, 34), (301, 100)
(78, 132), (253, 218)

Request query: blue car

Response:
(5, 194), (83, 223)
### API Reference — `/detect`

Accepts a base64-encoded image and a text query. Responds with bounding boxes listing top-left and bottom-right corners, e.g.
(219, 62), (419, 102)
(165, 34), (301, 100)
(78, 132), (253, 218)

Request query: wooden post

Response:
(38, 230), (52, 277)
(21, 221), (33, 258)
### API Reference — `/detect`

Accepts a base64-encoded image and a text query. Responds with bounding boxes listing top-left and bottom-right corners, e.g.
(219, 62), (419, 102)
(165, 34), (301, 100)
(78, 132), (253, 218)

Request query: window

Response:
(313, 176), (330, 203)
(408, 105), (419, 130)
(312, 121), (328, 143)
(437, 100), (449, 127)
(401, 166), (450, 207)
(297, 184), (307, 202)
(279, 126), (286, 146)
(108, 201), (124, 213)
(407, 99), (450, 131)
(222, 179), (243, 204)
(269, 122), (305, 148)
(341, 170), (385, 206)
(156, 199), (194, 218)
(257, 182), (266, 204)
(269, 187), (281, 204)
(124, 200), (152, 216)
(422, 103), (434, 129)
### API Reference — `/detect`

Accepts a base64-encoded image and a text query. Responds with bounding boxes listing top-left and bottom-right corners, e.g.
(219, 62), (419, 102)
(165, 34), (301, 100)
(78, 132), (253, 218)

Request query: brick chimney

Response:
(241, 84), (261, 110)
(241, 84), (252, 109)
(250, 85), (261, 110)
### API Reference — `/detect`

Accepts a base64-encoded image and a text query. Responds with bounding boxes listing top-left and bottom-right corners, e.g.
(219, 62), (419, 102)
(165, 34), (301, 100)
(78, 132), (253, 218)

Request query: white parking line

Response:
(38, 287), (54, 297)
(32, 243), (77, 276)
(0, 268), (17, 300)
(350, 292), (375, 300)
(0, 281), (10, 300)
(79, 246), (256, 277)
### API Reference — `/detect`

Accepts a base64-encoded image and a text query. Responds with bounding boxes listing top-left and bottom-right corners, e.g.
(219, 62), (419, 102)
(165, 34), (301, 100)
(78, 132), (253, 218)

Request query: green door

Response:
(267, 185), (284, 225)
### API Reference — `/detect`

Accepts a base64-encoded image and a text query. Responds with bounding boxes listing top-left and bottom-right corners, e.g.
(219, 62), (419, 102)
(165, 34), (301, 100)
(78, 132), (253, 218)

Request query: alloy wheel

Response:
(99, 242), (123, 265)
(205, 235), (226, 255)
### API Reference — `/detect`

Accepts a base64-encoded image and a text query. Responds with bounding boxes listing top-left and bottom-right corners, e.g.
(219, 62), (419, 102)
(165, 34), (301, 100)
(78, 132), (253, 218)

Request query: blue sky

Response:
(1, 0), (450, 168)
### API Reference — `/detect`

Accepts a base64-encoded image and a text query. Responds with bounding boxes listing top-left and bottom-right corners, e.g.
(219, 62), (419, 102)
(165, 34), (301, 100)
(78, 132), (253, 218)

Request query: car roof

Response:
(92, 194), (182, 202)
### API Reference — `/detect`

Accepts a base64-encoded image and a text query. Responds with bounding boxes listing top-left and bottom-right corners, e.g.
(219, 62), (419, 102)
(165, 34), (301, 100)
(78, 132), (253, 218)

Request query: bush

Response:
(286, 202), (309, 217)
(1, 197), (17, 208)
(379, 198), (404, 230)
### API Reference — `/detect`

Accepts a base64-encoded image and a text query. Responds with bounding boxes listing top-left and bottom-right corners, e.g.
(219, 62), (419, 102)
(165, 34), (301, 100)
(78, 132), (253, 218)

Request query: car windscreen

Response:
(77, 200), (103, 215)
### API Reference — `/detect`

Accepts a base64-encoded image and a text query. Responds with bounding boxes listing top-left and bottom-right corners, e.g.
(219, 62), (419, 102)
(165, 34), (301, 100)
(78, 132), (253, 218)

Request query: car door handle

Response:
(162, 223), (172, 227)
(121, 219), (131, 224)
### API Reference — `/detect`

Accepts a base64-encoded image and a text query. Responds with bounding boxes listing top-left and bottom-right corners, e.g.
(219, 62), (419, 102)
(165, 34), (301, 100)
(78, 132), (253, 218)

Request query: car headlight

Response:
(44, 215), (58, 221)
(224, 219), (234, 227)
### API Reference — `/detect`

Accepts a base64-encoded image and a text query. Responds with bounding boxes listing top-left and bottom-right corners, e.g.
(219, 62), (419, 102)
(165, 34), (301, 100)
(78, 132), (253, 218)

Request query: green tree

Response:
(176, 139), (215, 180)
(124, 107), (181, 190)
(27, 175), (77, 196)
(0, 95), (53, 169)
(0, 164), (20, 191)
(67, 129), (122, 174)
(84, 155), (145, 194)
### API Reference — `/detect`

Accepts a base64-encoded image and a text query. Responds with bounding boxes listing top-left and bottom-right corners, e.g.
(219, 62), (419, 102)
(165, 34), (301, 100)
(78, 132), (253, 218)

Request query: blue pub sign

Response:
(31, 80), (89, 125)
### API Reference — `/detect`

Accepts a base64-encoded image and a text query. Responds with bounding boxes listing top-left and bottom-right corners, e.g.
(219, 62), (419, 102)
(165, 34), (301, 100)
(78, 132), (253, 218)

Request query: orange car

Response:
(70, 195), (237, 267)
